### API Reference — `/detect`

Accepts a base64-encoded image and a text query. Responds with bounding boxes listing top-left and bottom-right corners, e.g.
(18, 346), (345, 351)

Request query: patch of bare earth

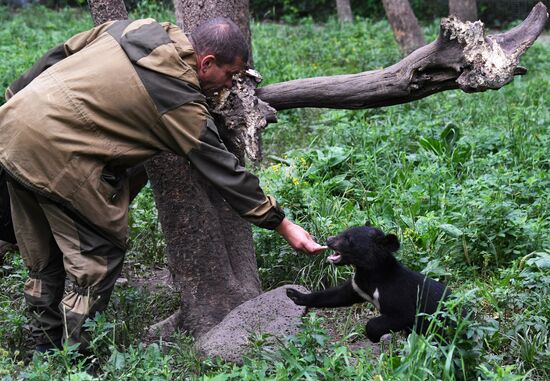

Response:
(312, 305), (404, 357)
(124, 267), (173, 292)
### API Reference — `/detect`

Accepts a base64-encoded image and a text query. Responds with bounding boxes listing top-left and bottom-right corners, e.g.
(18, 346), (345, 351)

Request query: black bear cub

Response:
(286, 224), (450, 343)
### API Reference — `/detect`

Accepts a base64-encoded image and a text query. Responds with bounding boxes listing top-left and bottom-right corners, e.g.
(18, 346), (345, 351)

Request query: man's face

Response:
(197, 55), (245, 96)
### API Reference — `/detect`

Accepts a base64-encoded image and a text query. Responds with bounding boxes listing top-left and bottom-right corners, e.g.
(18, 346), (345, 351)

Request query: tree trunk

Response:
(144, 0), (262, 339)
(145, 155), (261, 338)
(336, 0), (353, 23)
(449, 0), (478, 22)
(86, 0), (127, 25)
(256, 3), (548, 110)
(382, 0), (426, 55)
(175, 0), (253, 66)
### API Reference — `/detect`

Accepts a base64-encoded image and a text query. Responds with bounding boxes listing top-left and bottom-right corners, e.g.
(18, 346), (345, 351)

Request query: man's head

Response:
(190, 17), (249, 95)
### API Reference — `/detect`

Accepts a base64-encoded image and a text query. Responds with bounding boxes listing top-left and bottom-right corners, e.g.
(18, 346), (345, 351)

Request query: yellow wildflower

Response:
(403, 228), (414, 239)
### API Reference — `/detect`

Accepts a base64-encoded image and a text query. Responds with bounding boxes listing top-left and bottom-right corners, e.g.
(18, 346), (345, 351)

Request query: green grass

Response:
(1, 3), (549, 380)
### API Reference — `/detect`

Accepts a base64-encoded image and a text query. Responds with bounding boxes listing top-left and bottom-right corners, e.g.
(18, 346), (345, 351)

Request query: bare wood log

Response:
(256, 2), (548, 111)
(382, 0), (426, 55)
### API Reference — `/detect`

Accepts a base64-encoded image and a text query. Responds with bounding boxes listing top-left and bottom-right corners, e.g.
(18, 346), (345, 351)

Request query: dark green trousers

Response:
(7, 179), (125, 349)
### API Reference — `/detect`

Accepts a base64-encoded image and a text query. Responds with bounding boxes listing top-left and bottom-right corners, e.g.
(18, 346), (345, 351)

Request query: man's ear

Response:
(381, 233), (400, 252)
(198, 54), (216, 72)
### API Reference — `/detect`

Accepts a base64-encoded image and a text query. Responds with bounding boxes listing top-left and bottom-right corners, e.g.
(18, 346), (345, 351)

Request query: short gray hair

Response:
(190, 17), (249, 65)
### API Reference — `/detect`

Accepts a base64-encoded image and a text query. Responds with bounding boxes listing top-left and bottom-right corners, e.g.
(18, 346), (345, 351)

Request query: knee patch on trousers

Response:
(24, 278), (43, 299)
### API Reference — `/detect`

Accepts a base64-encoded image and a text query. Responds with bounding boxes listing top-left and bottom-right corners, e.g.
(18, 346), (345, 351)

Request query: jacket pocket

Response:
(100, 165), (126, 203)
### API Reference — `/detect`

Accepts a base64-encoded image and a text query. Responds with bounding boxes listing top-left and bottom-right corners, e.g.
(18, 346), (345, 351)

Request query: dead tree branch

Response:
(256, 2), (548, 111)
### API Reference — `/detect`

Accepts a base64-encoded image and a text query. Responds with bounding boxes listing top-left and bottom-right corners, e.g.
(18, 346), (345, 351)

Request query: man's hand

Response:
(275, 218), (328, 255)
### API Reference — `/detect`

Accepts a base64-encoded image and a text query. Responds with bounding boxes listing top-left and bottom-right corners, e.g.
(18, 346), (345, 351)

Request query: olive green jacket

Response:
(0, 19), (284, 248)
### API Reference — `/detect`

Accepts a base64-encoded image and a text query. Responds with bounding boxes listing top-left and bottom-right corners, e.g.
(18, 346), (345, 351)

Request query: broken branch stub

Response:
(446, 2), (548, 92)
(443, 17), (515, 92)
(209, 69), (276, 162)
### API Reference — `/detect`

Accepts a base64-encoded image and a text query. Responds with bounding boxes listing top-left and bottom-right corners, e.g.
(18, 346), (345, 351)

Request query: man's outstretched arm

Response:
(159, 102), (326, 255)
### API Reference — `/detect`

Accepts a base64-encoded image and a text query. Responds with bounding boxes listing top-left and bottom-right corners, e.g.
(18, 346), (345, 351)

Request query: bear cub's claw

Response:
(286, 288), (306, 305)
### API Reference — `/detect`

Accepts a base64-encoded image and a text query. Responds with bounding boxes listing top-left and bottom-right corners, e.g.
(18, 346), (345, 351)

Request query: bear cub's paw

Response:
(286, 288), (307, 305)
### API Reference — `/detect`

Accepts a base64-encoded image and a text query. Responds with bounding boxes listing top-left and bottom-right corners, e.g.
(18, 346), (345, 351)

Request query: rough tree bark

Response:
(382, 0), (426, 55)
(86, 0), (127, 25)
(449, 0), (478, 22)
(336, 0), (353, 23)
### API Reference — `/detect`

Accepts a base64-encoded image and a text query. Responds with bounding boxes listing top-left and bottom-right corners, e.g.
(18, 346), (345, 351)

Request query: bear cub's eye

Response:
(344, 235), (354, 248)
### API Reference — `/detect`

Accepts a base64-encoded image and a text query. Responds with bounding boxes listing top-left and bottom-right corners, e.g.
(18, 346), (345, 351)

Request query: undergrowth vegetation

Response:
(0, 3), (548, 380)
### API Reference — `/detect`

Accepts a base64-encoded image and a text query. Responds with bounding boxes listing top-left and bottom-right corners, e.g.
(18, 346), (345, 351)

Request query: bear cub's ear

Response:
(380, 233), (400, 252)
(365, 220), (371, 227)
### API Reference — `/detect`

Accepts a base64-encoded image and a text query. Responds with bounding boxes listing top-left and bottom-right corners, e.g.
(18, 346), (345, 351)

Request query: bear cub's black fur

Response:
(286, 224), (450, 343)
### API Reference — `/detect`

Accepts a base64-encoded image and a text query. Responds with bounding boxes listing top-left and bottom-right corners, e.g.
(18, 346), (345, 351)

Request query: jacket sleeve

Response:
(4, 21), (117, 100)
(159, 102), (286, 230)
